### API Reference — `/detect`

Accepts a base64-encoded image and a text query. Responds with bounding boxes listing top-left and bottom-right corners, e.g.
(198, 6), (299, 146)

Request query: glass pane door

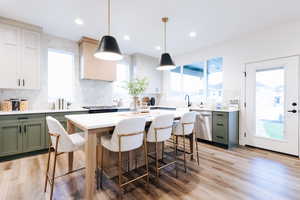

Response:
(255, 67), (284, 140)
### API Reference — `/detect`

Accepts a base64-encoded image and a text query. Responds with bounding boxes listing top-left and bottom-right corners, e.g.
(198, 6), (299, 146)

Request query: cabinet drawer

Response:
(213, 112), (228, 121)
(212, 112), (228, 144)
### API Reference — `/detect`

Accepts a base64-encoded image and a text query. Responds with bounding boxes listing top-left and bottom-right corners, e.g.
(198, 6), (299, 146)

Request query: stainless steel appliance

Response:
(194, 111), (212, 141)
(82, 106), (129, 113)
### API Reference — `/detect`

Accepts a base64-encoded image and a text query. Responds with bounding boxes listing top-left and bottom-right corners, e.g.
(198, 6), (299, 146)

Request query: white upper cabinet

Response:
(0, 21), (41, 89)
(21, 30), (40, 89)
(0, 24), (20, 89)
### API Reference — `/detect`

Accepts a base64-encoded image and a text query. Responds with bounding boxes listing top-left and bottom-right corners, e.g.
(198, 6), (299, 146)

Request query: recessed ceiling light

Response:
(74, 18), (84, 25)
(123, 35), (130, 41)
(155, 46), (161, 50)
(189, 31), (197, 38)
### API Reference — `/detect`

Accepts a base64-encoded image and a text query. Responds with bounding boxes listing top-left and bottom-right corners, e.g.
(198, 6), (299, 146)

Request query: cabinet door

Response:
(22, 118), (45, 152)
(0, 24), (20, 89)
(212, 112), (228, 144)
(0, 120), (22, 157)
(21, 30), (40, 89)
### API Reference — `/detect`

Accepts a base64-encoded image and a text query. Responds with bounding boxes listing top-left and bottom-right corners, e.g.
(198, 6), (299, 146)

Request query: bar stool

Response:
(98, 117), (149, 196)
(173, 111), (199, 173)
(146, 114), (177, 180)
(44, 117), (85, 200)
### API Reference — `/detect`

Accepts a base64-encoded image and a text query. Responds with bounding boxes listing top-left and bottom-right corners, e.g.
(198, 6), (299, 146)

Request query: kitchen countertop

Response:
(65, 109), (184, 130)
(189, 106), (239, 112)
(0, 108), (88, 116)
(0, 105), (239, 116)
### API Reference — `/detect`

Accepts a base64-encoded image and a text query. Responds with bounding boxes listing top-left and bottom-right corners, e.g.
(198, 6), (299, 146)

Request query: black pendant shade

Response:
(157, 53), (176, 70)
(94, 35), (123, 61)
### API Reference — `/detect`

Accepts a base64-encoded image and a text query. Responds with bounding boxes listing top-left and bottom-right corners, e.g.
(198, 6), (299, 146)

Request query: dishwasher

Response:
(194, 111), (212, 141)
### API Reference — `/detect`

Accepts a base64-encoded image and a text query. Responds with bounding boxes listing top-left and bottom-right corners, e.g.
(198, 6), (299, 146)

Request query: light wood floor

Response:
(1, 142), (300, 200)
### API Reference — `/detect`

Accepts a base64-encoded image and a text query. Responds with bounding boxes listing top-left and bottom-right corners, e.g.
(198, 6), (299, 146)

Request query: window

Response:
(169, 57), (223, 101)
(113, 63), (130, 96)
(48, 49), (74, 102)
(207, 57), (223, 101)
(182, 62), (205, 95)
(170, 66), (181, 93)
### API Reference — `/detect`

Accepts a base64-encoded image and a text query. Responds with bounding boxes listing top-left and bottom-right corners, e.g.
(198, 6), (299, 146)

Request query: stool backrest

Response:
(176, 112), (197, 135)
(147, 114), (174, 142)
(46, 116), (75, 152)
(111, 117), (146, 152)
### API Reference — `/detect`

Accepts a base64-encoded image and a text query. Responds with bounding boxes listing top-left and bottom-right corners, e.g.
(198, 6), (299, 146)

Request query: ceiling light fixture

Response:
(74, 18), (84, 25)
(189, 31), (197, 38)
(157, 17), (176, 71)
(94, 0), (123, 61)
(123, 35), (130, 41)
(155, 46), (161, 50)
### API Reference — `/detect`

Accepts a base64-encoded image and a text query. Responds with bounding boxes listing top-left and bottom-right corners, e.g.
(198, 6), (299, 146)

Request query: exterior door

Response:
(245, 56), (299, 156)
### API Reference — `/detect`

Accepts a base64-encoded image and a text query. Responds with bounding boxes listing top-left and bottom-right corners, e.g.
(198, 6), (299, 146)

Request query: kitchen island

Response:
(65, 109), (186, 200)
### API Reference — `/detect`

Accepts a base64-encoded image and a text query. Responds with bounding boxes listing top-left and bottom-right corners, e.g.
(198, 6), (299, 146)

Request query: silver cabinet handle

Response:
(18, 79), (21, 86)
(22, 79), (25, 87)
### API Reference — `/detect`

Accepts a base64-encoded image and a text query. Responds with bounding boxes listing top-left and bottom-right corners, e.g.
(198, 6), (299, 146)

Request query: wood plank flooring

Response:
(1, 142), (300, 200)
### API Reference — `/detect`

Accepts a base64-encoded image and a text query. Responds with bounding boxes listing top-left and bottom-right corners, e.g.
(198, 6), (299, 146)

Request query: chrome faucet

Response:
(185, 94), (192, 107)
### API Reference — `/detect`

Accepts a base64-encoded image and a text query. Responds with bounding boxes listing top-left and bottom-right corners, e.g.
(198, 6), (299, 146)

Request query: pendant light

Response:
(157, 17), (176, 70)
(94, 0), (123, 61)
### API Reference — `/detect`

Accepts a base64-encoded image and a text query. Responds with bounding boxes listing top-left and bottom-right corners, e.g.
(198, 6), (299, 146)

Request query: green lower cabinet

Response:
(22, 118), (45, 153)
(212, 111), (239, 148)
(0, 120), (23, 157)
(0, 114), (46, 158)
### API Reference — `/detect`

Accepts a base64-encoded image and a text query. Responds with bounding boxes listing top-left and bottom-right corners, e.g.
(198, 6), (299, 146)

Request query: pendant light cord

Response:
(108, 0), (111, 35)
(164, 20), (167, 53)
(162, 17), (168, 53)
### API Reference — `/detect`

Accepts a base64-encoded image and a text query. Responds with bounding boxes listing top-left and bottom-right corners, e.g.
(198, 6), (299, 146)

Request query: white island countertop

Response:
(65, 109), (185, 130)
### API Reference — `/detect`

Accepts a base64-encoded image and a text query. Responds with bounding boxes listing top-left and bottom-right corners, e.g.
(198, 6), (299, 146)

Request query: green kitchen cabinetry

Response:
(212, 111), (239, 148)
(0, 114), (46, 157)
(22, 117), (46, 152)
(0, 111), (88, 158)
(0, 120), (23, 157)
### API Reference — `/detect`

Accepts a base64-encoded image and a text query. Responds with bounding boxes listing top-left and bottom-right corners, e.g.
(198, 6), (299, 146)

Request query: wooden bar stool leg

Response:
(155, 141), (159, 180)
(162, 142), (164, 162)
(189, 134), (194, 161)
(118, 148), (123, 198)
(195, 132), (200, 166)
(173, 135), (178, 178)
(183, 135), (187, 173)
(44, 144), (51, 192)
(100, 146), (104, 189)
(50, 148), (58, 200)
(143, 137), (149, 187)
(175, 136), (178, 156)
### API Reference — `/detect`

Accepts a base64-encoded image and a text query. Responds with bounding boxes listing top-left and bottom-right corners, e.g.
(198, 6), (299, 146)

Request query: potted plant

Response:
(124, 78), (149, 112)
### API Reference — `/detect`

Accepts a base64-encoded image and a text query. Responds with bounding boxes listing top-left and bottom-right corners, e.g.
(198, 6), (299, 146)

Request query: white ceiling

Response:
(1, 0), (300, 57)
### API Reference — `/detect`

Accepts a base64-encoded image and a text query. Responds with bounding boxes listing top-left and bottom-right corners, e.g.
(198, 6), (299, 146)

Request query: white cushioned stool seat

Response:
(101, 117), (146, 152)
(46, 116), (85, 153)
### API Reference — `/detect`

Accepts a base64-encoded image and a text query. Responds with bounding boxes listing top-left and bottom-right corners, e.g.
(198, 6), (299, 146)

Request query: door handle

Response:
(22, 79), (25, 87)
(288, 110), (297, 113)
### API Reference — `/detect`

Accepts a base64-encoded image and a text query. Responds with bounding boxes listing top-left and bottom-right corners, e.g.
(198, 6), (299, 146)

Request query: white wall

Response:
(173, 19), (300, 104)
(131, 53), (162, 94)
